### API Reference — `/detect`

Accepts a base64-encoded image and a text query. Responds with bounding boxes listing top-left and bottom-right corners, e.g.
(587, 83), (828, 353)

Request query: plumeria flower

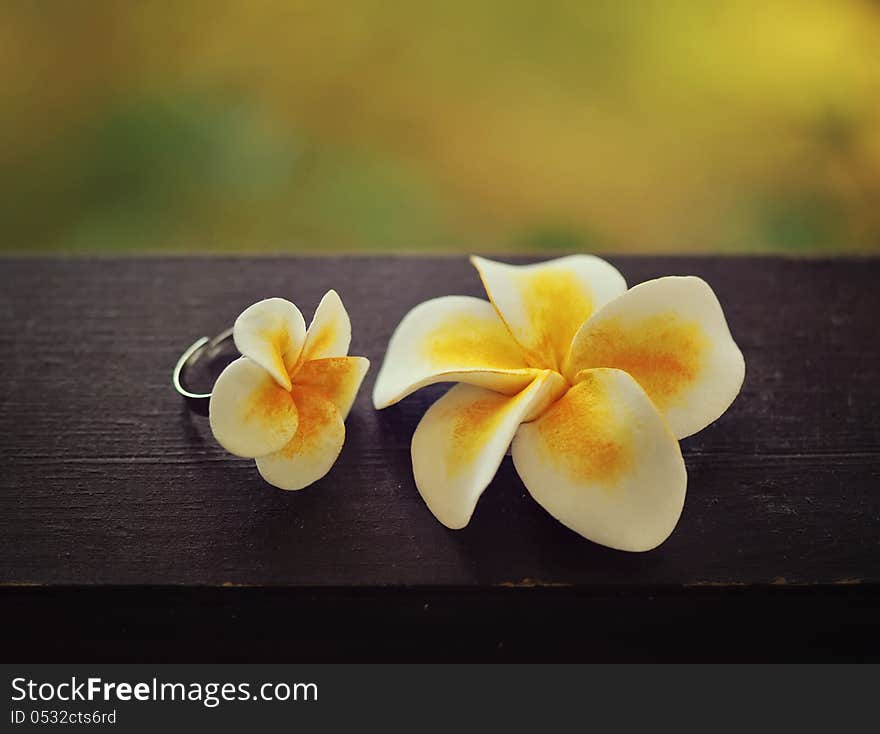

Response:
(209, 292), (369, 490)
(373, 256), (744, 551)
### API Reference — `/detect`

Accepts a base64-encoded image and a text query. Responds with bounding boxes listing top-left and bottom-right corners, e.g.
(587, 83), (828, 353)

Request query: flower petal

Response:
(255, 386), (345, 491)
(564, 276), (745, 439)
(471, 255), (627, 371)
(512, 368), (686, 552)
(208, 357), (299, 459)
(372, 295), (538, 409)
(233, 298), (306, 391)
(411, 370), (567, 529)
(297, 289), (352, 366)
(294, 356), (370, 420)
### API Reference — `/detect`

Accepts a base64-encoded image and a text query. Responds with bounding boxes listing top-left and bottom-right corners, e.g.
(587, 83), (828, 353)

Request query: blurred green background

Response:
(2, 0), (879, 254)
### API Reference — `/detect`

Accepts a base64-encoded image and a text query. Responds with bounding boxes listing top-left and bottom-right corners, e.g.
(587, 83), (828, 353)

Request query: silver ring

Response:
(173, 327), (236, 415)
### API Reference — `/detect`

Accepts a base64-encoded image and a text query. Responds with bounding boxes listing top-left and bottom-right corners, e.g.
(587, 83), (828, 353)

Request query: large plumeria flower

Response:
(373, 256), (744, 551)
(209, 292), (369, 490)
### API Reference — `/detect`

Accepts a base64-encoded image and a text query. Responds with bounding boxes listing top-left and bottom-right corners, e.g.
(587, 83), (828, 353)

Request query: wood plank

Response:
(0, 255), (878, 589)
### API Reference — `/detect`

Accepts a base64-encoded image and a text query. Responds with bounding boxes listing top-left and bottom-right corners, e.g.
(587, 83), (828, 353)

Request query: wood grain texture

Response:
(0, 255), (878, 591)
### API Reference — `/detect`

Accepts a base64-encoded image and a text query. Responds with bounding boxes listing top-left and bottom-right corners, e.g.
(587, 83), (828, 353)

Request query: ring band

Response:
(173, 327), (236, 415)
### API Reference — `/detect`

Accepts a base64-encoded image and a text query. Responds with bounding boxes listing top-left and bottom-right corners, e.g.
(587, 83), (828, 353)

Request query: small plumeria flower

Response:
(210, 292), (369, 490)
(373, 256), (744, 551)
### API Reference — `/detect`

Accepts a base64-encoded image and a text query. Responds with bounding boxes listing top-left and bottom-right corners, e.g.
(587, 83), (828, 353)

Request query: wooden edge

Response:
(2, 585), (877, 662)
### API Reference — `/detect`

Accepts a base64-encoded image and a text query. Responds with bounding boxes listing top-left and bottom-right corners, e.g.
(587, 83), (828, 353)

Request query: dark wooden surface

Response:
(0, 255), (878, 660)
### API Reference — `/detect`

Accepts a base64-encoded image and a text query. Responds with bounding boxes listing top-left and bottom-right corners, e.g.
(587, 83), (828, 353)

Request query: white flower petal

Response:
(208, 357), (299, 459)
(471, 255), (627, 371)
(255, 386), (344, 491)
(372, 295), (538, 409)
(512, 368), (687, 552)
(233, 298), (306, 391)
(298, 289), (352, 365)
(294, 356), (370, 420)
(564, 276), (745, 439)
(411, 370), (567, 529)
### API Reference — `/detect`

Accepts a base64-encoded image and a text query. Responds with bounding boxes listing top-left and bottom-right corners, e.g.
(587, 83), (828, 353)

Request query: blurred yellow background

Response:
(2, 0), (879, 254)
